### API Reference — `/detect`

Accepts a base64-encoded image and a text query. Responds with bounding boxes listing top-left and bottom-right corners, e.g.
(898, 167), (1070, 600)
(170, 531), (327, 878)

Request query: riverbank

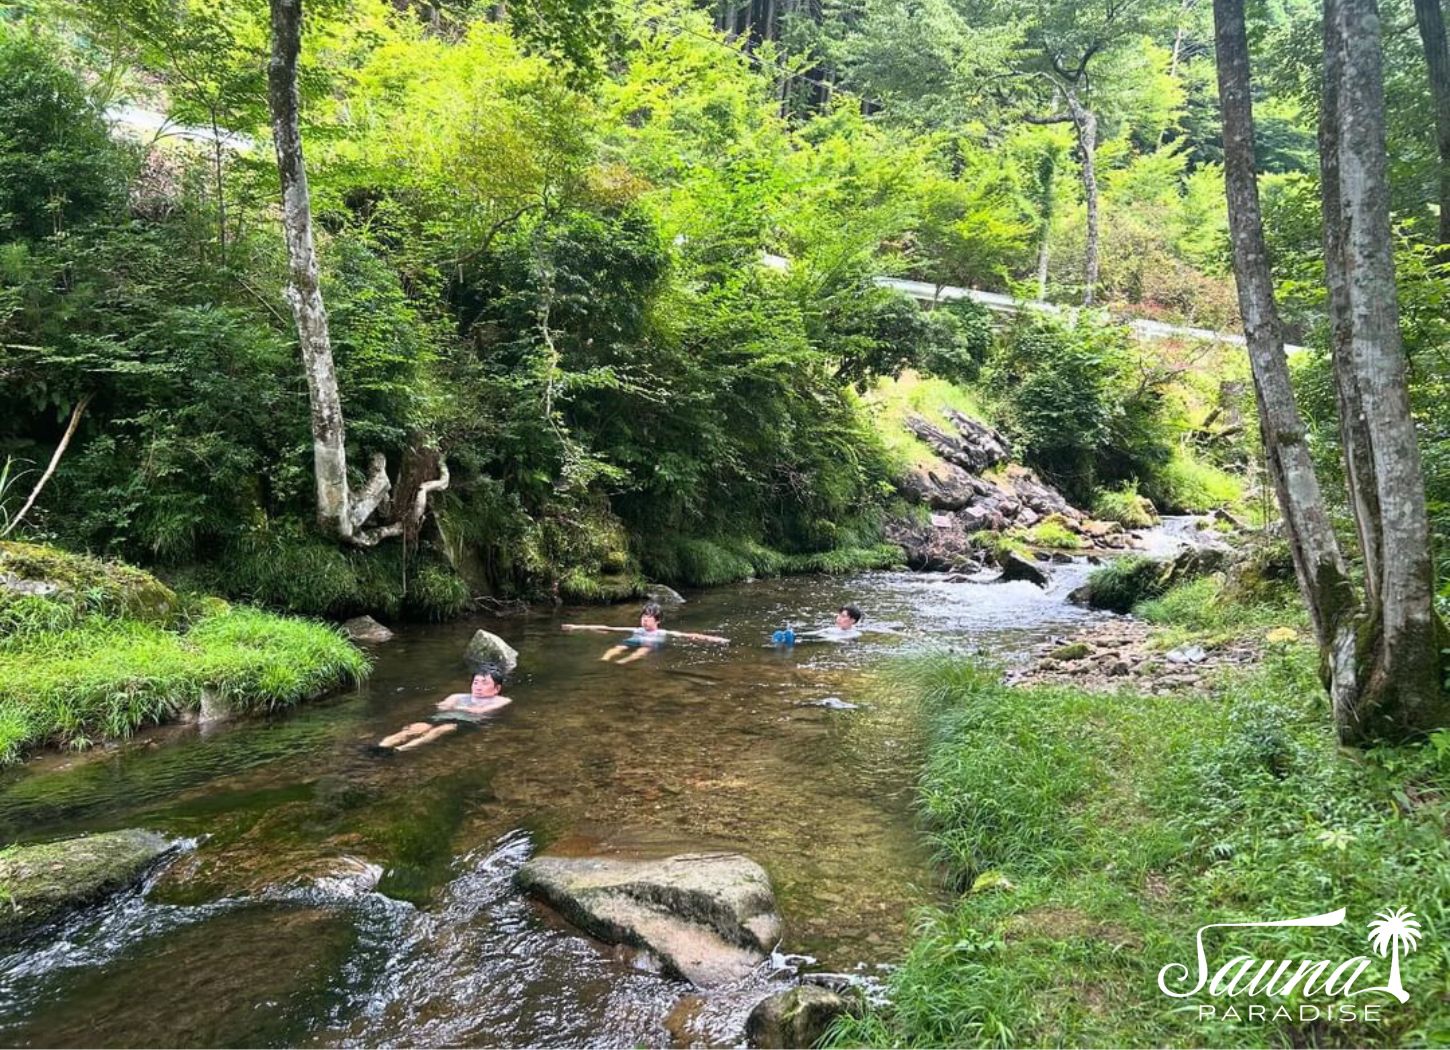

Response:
(834, 585), (1450, 1047)
(0, 541), (367, 764)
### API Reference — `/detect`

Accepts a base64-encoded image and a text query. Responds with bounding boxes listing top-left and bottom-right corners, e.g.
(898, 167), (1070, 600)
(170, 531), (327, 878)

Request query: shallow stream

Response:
(0, 556), (1124, 1047)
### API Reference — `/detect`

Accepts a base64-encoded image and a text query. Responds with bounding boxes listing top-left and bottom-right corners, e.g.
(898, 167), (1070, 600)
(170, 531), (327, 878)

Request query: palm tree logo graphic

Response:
(1367, 908), (1422, 1003)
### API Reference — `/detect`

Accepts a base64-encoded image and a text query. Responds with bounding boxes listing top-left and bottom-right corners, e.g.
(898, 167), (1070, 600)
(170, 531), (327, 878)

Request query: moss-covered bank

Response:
(0, 542), (367, 764)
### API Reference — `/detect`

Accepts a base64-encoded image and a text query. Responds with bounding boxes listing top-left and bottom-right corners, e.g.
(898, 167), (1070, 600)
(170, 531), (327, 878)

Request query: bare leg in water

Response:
(378, 721), (458, 751)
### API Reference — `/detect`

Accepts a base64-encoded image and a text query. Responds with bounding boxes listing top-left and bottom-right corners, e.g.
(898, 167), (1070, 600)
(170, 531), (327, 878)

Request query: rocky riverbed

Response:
(1005, 618), (1267, 692)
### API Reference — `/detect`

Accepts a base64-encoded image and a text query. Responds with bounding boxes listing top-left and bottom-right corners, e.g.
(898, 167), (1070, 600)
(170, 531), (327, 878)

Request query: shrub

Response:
(1143, 449), (1243, 512)
(1091, 483), (1159, 528)
(1074, 555), (1171, 612)
(984, 314), (1173, 505)
(918, 299), (994, 385)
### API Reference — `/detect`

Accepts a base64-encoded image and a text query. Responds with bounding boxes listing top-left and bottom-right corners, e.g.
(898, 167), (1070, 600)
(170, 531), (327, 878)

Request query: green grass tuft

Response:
(1092, 483), (1160, 528)
(1144, 450), (1244, 513)
(1021, 516), (1082, 550)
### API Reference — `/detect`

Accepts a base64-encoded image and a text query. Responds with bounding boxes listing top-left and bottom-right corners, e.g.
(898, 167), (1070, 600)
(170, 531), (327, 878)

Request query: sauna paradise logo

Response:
(1157, 907), (1423, 1025)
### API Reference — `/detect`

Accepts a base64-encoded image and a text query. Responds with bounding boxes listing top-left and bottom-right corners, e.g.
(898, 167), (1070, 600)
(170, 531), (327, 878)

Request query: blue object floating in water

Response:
(771, 628), (797, 646)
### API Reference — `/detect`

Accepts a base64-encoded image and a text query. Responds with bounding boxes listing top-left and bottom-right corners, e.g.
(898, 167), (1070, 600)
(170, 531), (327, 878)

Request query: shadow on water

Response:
(0, 563), (1114, 1046)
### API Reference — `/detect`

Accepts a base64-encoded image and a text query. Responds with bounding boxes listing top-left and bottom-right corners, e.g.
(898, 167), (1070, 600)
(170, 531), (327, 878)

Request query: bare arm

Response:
(561, 624), (637, 633)
(664, 630), (730, 645)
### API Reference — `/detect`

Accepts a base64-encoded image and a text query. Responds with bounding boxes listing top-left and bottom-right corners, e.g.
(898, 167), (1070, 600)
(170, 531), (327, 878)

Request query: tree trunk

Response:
(1212, 0), (1361, 707)
(1413, 0), (1450, 246)
(1035, 146), (1057, 300)
(2, 393), (93, 538)
(268, 0), (351, 535)
(1065, 92), (1100, 306)
(1319, 0), (1384, 608)
(1333, 0), (1446, 737)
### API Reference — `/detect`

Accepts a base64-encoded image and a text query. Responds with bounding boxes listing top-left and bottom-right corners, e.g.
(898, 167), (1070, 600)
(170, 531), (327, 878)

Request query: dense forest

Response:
(3, 0), (1450, 1044)
(4, 0), (1442, 622)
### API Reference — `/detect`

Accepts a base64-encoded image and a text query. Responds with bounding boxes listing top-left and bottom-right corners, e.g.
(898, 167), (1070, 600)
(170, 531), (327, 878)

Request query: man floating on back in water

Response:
(375, 665), (512, 752)
(562, 601), (729, 664)
(773, 605), (864, 645)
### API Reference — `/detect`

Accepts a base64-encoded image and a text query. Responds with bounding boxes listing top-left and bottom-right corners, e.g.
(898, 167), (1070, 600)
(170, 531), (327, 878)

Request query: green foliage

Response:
(1091, 482), (1159, 528)
(0, 30), (123, 240)
(0, 607), (366, 763)
(206, 525), (470, 620)
(1021, 515), (1081, 550)
(918, 299), (994, 386)
(833, 651), (1450, 1047)
(1142, 448), (1244, 513)
(1136, 574), (1302, 636)
(985, 313), (1174, 505)
(1075, 554), (1172, 613)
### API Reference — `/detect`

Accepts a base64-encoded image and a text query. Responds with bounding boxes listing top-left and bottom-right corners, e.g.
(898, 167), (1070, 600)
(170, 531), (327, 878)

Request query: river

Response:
(0, 557), (1118, 1047)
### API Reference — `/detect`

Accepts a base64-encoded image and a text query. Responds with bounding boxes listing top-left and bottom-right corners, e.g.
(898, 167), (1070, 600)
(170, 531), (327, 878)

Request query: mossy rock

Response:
(0, 541), (180, 626)
(0, 829), (172, 945)
(746, 984), (858, 1049)
(1223, 536), (1296, 604)
(1049, 642), (1093, 661)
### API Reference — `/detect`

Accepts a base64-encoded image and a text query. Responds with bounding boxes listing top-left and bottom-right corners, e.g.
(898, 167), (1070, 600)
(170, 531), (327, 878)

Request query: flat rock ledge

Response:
(0, 828), (172, 945)
(515, 851), (782, 987)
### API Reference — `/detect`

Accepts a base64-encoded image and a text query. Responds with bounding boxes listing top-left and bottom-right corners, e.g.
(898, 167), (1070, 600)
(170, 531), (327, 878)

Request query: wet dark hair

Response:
(839, 605), (863, 625)
(472, 664), (507, 687)
(641, 601), (664, 623)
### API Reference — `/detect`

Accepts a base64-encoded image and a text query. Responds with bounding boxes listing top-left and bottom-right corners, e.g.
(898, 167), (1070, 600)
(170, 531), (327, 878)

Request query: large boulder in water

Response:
(0, 829), (172, 945)
(463, 628), (518, 674)
(746, 985), (858, 1049)
(996, 550), (1051, 588)
(515, 851), (783, 987)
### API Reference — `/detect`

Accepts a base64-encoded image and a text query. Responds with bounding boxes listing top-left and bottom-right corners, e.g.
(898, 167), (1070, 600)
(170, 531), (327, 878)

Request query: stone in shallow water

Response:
(342, 615), (394, 643)
(996, 550), (1051, 588)
(745, 984), (857, 1048)
(515, 850), (783, 987)
(0, 828), (173, 945)
(463, 628), (518, 674)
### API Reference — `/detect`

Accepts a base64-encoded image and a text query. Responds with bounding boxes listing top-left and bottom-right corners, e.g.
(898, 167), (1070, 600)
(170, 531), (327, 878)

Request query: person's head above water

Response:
(471, 666), (507, 698)
(640, 601), (664, 631)
(835, 605), (863, 630)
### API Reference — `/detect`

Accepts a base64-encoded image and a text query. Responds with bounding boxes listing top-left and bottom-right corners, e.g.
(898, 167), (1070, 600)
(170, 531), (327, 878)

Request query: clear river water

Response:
(0, 556), (1124, 1047)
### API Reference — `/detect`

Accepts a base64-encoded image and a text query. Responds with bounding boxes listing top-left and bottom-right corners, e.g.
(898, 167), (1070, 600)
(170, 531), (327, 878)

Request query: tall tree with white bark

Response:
(1213, 0), (1447, 743)
(267, 0), (447, 545)
(1011, 0), (1178, 306)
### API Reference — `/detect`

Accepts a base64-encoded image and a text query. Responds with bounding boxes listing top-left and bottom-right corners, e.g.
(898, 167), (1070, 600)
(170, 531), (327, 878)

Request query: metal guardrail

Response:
(873, 275), (1307, 353)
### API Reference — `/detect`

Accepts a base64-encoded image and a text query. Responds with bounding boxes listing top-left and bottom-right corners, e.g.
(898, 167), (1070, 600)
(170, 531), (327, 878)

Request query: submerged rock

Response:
(515, 851), (782, 987)
(745, 984), (857, 1049)
(463, 628), (519, 674)
(0, 829), (172, 945)
(342, 615), (394, 644)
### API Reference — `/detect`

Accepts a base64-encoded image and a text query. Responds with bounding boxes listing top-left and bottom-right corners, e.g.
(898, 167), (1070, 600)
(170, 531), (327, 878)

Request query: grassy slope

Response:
(835, 595), (1450, 1048)
(861, 371), (988, 474)
(0, 542), (367, 763)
